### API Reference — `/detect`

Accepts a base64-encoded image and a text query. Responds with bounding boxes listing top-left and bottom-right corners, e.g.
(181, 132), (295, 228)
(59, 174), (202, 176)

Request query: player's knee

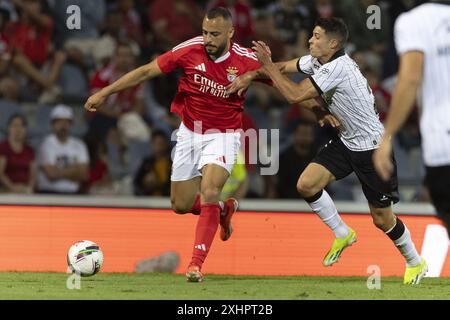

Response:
(201, 188), (221, 203)
(297, 176), (319, 198)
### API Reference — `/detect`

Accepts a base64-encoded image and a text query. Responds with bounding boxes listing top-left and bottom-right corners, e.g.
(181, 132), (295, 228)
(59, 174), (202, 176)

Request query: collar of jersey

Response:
(212, 51), (231, 63)
(328, 48), (346, 63)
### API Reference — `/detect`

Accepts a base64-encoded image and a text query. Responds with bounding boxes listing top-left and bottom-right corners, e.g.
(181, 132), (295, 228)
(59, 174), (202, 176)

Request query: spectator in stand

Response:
(149, 0), (203, 51)
(0, 76), (21, 103)
(0, 76), (24, 138)
(82, 133), (112, 194)
(207, 0), (254, 46)
(49, 0), (106, 64)
(37, 104), (89, 194)
(252, 11), (286, 61)
(309, 0), (337, 20)
(277, 119), (317, 199)
(0, 114), (36, 193)
(8, 0), (66, 103)
(133, 130), (171, 196)
(94, 10), (123, 68)
(339, 0), (390, 73)
(267, 0), (311, 59)
(240, 111), (278, 199)
(0, 5), (12, 76)
(117, 0), (145, 47)
(362, 66), (390, 123)
(88, 40), (145, 137)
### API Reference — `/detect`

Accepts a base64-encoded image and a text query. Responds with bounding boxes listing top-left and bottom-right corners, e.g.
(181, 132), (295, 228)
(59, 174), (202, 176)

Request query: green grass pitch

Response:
(0, 272), (449, 300)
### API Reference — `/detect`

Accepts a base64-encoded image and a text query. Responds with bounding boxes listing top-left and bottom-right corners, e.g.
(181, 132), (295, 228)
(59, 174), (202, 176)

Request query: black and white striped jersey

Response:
(298, 50), (384, 151)
(395, 2), (450, 167)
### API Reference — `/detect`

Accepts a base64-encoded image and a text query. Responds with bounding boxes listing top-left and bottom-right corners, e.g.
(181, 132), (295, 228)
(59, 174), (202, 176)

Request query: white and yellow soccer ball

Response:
(67, 240), (104, 277)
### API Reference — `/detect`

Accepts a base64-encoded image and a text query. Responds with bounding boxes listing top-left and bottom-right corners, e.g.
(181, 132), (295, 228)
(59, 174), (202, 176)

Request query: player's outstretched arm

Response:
(373, 51), (423, 181)
(225, 58), (299, 96)
(381, 51), (423, 139)
(84, 59), (163, 112)
(256, 48), (318, 104)
(252, 41), (319, 104)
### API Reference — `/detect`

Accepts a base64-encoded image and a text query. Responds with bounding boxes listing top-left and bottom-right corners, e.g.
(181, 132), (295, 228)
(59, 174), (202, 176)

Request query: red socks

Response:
(190, 203), (221, 268)
(189, 194), (201, 215)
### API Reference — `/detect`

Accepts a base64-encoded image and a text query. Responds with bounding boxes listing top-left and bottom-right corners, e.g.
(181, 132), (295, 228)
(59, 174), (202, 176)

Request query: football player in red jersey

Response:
(85, 7), (265, 282)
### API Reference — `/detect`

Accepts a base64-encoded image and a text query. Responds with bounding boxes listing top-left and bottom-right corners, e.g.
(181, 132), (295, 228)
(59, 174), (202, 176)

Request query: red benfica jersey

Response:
(157, 36), (262, 133)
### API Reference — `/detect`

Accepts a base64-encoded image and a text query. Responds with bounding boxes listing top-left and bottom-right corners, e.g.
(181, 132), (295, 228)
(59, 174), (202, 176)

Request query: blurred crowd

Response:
(0, 0), (428, 202)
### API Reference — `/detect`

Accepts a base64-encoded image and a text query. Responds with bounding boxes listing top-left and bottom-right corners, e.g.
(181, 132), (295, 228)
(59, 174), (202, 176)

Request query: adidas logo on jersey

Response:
(195, 244), (207, 251)
(195, 63), (206, 72)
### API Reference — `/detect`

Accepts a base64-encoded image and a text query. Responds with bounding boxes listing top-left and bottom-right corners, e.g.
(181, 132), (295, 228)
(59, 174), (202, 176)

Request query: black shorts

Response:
(425, 165), (450, 219)
(312, 137), (399, 208)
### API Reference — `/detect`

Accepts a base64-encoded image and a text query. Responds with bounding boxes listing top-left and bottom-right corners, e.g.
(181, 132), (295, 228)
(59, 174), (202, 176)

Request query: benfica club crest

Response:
(226, 66), (238, 82)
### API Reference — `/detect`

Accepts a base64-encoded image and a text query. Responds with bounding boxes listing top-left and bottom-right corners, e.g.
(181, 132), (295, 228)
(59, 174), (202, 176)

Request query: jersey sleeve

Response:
(297, 55), (314, 75)
(394, 12), (426, 54)
(156, 37), (203, 73)
(310, 60), (345, 94)
(156, 50), (180, 74)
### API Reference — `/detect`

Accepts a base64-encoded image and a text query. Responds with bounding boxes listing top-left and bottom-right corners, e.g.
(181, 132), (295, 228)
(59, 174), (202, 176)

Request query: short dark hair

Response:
(315, 17), (349, 48)
(7, 113), (27, 128)
(206, 7), (233, 22)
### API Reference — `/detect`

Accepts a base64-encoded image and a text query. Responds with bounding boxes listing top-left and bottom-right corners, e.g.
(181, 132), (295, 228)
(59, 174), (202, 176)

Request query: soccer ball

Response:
(67, 240), (104, 277)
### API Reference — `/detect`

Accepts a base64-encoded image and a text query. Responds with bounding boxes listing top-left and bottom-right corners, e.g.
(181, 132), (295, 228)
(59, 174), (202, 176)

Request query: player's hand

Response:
(313, 107), (340, 129)
(318, 114), (341, 129)
(225, 73), (252, 97)
(373, 136), (393, 181)
(84, 91), (107, 112)
(252, 41), (272, 66)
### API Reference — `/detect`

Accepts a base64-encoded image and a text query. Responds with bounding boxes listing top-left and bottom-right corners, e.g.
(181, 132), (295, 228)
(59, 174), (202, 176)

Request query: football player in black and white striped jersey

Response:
(228, 17), (426, 284)
(374, 1), (450, 240)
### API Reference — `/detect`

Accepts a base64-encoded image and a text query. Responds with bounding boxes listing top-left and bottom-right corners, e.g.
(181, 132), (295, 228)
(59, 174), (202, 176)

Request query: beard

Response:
(205, 41), (227, 59)
(55, 128), (69, 140)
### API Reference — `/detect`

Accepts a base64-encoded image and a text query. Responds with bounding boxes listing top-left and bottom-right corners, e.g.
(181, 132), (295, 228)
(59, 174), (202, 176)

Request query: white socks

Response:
(306, 190), (422, 267)
(306, 190), (350, 238)
(386, 219), (422, 267)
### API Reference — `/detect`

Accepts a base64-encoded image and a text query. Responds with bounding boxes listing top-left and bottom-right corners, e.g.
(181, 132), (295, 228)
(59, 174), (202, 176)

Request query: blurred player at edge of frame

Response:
(373, 1), (450, 240)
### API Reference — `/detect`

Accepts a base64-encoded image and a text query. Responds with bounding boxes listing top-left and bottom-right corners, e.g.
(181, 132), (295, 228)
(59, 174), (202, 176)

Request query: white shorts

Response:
(171, 123), (241, 181)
